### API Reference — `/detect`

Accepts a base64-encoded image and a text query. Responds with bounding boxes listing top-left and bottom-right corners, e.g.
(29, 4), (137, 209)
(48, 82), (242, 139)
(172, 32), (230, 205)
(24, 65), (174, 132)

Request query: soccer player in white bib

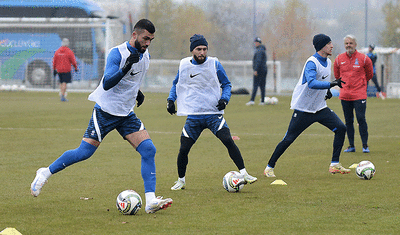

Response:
(166, 34), (257, 190)
(30, 19), (172, 214)
(264, 34), (351, 177)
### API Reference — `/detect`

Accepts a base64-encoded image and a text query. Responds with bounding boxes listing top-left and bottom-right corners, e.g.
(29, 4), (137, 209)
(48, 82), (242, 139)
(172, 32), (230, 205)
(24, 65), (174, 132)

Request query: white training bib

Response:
(290, 56), (331, 113)
(176, 57), (223, 116)
(88, 42), (149, 116)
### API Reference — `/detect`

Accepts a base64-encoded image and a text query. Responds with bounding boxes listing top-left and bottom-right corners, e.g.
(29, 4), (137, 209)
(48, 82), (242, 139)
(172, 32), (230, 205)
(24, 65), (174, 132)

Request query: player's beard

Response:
(193, 54), (206, 64)
(135, 40), (147, 53)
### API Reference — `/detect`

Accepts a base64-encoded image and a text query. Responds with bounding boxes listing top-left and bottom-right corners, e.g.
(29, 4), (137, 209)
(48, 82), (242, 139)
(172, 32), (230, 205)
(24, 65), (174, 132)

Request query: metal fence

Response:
(143, 59), (288, 94)
(1, 19), (399, 99)
(359, 47), (400, 98)
(0, 17), (122, 88)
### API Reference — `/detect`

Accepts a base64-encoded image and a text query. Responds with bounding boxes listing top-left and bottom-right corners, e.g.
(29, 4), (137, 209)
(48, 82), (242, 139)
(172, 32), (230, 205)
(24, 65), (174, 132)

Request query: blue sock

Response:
(49, 140), (97, 174)
(137, 139), (156, 193)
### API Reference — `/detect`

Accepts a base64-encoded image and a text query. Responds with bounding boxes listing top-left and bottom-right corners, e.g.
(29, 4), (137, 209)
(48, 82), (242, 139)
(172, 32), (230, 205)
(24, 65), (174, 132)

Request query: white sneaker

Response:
(243, 174), (258, 184)
(379, 92), (386, 100)
(264, 167), (276, 177)
(171, 179), (185, 190)
(246, 101), (255, 106)
(145, 196), (173, 214)
(30, 168), (49, 197)
(258, 102), (266, 106)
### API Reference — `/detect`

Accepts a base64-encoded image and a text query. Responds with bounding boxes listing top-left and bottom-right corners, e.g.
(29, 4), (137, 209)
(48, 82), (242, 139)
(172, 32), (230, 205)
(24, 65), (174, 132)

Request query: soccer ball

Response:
(116, 190), (142, 215)
(270, 97), (278, 105)
(11, 84), (19, 91)
(222, 171), (245, 192)
(265, 96), (278, 105)
(356, 161), (376, 180)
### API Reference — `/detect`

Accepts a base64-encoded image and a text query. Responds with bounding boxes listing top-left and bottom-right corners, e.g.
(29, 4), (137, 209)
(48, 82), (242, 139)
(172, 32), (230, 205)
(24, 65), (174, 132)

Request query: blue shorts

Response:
(58, 72), (72, 83)
(182, 114), (229, 141)
(83, 106), (145, 142)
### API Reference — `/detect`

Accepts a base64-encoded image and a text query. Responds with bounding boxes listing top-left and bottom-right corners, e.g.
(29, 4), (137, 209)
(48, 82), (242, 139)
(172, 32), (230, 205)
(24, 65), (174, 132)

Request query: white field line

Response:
(1, 127), (399, 139)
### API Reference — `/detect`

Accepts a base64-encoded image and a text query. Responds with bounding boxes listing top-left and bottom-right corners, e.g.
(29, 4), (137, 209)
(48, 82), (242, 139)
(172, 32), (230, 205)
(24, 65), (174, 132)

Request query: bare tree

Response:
(141, 0), (176, 59)
(261, 0), (315, 78)
(380, 1), (400, 47)
(171, 3), (212, 59)
(204, 0), (254, 60)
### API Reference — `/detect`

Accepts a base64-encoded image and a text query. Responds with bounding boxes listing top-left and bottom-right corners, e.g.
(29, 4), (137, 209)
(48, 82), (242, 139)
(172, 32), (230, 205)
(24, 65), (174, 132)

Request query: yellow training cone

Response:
(0, 228), (22, 235)
(270, 179), (287, 185)
(349, 163), (358, 169)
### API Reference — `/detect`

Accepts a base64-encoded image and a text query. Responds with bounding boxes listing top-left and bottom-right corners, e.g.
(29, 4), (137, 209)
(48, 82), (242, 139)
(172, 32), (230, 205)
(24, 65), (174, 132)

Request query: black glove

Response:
(136, 90), (145, 107)
(330, 78), (346, 88)
(53, 70), (57, 77)
(121, 51), (140, 74)
(325, 89), (332, 100)
(167, 100), (176, 115)
(216, 99), (227, 111)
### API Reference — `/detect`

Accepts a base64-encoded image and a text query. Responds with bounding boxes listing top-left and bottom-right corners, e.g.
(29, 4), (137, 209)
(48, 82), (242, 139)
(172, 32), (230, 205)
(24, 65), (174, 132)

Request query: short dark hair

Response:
(133, 19), (155, 34)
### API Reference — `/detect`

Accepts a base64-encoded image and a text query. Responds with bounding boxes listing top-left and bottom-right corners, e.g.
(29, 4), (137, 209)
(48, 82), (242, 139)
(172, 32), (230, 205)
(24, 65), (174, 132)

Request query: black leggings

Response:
(370, 73), (382, 92)
(250, 72), (267, 102)
(341, 100), (368, 146)
(268, 108), (346, 168)
(176, 128), (245, 178)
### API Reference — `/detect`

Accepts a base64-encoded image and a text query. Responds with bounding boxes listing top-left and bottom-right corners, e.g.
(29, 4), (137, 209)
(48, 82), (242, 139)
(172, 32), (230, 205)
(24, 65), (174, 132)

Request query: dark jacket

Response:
(253, 45), (267, 74)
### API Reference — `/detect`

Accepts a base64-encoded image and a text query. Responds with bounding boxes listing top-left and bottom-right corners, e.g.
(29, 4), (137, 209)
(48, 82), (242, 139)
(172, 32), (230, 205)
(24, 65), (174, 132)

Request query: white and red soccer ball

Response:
(223, 171), (245, 192)
(356, 161), (376, 180)
(116, 189), (142, 215)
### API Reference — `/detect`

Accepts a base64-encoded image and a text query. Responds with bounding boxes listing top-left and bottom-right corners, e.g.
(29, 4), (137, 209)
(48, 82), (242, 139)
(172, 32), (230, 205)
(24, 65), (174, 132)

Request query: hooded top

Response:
(53, 46), (78, 73)
(253, 44), (267, 73)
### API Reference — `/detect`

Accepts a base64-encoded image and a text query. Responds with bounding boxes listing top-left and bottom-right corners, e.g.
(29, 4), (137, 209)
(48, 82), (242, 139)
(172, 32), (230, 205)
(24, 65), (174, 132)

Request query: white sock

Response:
(179, 177), (185, 183)
(330, 162), (339, 166)
(239, 168), (248, 175)
(145, 192), (156, 206)
(266, 165), (273, 169)
(43, 167), (52, 179)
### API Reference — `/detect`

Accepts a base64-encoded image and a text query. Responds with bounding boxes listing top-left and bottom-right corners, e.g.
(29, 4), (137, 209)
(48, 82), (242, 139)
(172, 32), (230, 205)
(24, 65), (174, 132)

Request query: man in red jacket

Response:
(53, 38), (78, 102)
(334, 35), (373, 153)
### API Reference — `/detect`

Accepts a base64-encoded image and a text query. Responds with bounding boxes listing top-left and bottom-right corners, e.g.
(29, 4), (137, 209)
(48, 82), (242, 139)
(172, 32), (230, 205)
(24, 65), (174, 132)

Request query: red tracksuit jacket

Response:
(53, 46), (78, 73)
(333, 50), (373, 101)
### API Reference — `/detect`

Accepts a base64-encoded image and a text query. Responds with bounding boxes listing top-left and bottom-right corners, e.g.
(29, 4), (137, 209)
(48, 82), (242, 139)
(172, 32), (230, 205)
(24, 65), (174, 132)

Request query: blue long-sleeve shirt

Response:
(102, 42), (143, 91)
(167, 57), (232, 103)
(302, 53), (331, 89)
(367, 51), (377, 73)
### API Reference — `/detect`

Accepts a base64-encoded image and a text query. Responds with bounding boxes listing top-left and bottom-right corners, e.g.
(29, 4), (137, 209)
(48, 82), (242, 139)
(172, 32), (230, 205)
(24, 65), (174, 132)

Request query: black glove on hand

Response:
(121, 51), (140, 74)
(167, 100), (176, 115)
(325, 89), (332, 100)
(330, 78), (346, 88)
(216, 99), (227, 111)
(136, 90), (145, 107)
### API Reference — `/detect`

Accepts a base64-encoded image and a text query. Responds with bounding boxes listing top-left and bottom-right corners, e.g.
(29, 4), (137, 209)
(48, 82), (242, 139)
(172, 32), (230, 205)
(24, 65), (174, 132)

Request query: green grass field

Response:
(1, 91), (399, 234)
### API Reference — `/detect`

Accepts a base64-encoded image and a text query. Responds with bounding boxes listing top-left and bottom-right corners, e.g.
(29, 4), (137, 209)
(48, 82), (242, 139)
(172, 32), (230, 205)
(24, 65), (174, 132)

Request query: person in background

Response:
(246, 37), (268, 106)
(31, 19), (173, 214)
(53, 38), (78, 102)
(264, 34), (349, 178)
(366, 44), (385, 99)
(334, 35), (374, 153)
(167, 34), (257, 190)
